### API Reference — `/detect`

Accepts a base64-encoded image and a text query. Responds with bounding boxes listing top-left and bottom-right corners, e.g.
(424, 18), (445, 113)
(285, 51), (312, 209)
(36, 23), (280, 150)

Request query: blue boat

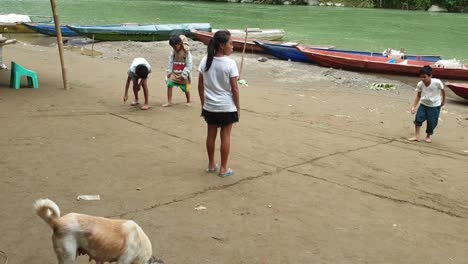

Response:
(311, 47), (442, 62)
(254, 41), (335, 63)
(255, 41), (442, 63)
(23, 23), (79, 37)
(254, 41), (312, 62)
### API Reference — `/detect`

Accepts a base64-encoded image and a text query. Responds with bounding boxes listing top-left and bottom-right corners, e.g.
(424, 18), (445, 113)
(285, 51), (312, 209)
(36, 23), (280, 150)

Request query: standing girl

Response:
(198, 30), (240, 177)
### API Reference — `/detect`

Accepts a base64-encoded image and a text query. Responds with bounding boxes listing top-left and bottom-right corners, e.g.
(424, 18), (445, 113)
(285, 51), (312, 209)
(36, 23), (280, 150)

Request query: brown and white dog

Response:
(34, 199), (163, 264)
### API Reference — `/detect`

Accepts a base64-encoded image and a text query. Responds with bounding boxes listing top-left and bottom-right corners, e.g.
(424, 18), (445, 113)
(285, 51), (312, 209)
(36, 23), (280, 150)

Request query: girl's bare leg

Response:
(207, 125), (218, 170)
(219, 124), (233, 174)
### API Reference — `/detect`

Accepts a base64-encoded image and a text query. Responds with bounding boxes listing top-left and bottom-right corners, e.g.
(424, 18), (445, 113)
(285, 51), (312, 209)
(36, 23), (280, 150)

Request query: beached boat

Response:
(0, 14), (52, 33)
(296, 47), (468, 80)
(191, 30), (265, 54)
(67, 23), (211, 41)
(312, 47), (442, 62)
(254, 41), (334, 63)
(22, 23), (79, 37)
(213, 28), (285, 41)
(446, 83), (468, 100)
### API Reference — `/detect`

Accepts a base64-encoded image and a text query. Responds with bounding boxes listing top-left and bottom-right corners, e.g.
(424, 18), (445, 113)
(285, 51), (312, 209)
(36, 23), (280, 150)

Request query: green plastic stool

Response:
(10, 61), (39, 89)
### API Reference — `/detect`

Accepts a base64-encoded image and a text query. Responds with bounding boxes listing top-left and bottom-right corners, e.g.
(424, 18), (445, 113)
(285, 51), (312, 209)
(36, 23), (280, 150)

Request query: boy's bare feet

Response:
(185, 102), (192, 106)
(140, 104), (150, 110)
(130, 101), (139, 106)
(407, 137), (420, 142)
(425, 137), (432, 143)
(162, 103), (172, 107)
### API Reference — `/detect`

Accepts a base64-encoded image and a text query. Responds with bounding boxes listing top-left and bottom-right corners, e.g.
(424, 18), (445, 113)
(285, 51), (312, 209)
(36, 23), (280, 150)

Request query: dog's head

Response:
(148, 256), (164, 264)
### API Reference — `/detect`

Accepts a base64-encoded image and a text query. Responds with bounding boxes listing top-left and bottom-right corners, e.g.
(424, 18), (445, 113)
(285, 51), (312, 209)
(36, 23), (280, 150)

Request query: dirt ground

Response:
(0, 38), (467, 264)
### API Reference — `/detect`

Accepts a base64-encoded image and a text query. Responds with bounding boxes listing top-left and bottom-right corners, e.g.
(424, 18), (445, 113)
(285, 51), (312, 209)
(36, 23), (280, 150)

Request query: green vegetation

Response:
(219, 0), (466, 11)
(343, 0), (466, 11)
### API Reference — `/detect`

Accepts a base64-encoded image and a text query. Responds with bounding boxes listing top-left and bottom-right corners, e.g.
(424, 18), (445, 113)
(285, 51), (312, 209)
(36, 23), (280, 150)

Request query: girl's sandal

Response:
(140, 104), (150, 110)
(206, 164), (219, 173)
(219, 169), (234, 177)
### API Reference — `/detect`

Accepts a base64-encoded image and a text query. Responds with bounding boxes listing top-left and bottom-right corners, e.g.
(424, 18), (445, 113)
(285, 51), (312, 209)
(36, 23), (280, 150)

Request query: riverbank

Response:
(0, 40), (468, 263)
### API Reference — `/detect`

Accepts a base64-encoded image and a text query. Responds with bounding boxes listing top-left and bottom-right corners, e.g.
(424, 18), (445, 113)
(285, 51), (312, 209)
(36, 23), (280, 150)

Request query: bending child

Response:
(163, 35), (192, 107)
(408, 65), (445, 143)
(123, 57), (151, 110)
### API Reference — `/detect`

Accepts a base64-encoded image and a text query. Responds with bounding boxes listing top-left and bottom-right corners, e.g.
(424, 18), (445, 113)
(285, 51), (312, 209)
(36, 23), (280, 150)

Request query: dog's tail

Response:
(33, 199), (61, 227)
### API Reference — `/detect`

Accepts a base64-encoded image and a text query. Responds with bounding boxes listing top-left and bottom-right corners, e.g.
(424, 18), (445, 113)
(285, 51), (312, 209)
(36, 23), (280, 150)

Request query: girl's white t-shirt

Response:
(198, 56), (239, 112)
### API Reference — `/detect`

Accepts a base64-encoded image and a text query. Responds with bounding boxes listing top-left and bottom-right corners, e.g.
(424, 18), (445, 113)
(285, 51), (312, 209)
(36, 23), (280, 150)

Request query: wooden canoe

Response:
(213, 28), (285, 41)
(311, 47), (442, 62)
(446, 83), (468, 100)
(190, 30), (265, 54)
(296, 46), (468, 80)
(67, 23), (211, 41)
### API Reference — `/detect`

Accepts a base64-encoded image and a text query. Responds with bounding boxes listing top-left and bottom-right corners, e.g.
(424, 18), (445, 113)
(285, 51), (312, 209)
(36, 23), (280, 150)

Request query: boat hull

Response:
(191, 30), (265, 54)
(67, 23), (211, 41)
(312, 48), (442, 63)
(0, 23), (35, 33)
(0, 15), (52, 33)
(23, 23), (79, 37)
(214, 28), (285, 41)
(446, 83), (468, 100)
(297, 47), (468, 80)
(254, 41), (333, 62)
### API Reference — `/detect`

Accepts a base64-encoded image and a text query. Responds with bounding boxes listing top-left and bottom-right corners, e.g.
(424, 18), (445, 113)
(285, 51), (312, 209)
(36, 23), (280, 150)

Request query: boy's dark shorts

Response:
(414, 104), (441, 127)
(202, 109), (239, 127)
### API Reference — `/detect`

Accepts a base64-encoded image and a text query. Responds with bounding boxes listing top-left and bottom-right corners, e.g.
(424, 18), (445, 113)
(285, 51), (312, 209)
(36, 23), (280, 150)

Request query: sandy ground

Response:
(0, 37), (468, 264)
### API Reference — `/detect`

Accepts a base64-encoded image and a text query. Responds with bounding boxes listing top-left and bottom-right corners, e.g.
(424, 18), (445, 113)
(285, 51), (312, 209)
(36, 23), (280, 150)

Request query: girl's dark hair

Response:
(135, 65), (149, 79)
(205, 30), (231, 72)
(419, 65), (433, 76)
(169, 35), (182, 46)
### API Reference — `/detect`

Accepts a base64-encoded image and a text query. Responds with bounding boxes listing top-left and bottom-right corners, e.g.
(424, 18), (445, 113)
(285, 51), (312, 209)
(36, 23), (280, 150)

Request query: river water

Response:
(2, 0), (467, 59)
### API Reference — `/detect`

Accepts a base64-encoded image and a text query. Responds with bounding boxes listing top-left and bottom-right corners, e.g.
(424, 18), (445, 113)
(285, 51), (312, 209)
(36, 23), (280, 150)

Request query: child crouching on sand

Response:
(123, 57), (151, 110)
(408, 65), (445, 143)
(163, 35), (192, 107)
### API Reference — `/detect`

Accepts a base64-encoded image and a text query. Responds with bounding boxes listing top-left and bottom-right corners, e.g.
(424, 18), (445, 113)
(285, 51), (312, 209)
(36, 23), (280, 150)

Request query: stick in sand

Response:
(238, 28), (248, 86)
(50, 0), (69, 90)
(91, 34), (95, 57)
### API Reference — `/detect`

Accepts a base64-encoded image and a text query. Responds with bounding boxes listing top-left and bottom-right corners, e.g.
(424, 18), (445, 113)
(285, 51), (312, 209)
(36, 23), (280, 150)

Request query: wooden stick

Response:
(50, 0), (69, 90)
(239, 28), (249, 79)
(91, 34), (95, 57)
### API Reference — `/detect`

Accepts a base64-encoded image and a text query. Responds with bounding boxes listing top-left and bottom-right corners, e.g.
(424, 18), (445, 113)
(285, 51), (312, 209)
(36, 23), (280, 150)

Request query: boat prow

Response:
(213, 28), (285, 41)
(446, 83), (468, 100)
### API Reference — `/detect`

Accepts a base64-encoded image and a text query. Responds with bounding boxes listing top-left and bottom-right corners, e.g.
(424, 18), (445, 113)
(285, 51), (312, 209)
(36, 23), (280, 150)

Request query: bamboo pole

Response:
(50, 0), (69, 90)
(239, 28), (249, 80)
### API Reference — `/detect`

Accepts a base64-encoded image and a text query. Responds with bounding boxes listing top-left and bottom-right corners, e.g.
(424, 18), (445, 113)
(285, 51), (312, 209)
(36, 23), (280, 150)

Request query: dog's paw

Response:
(148, 256), (164, 264)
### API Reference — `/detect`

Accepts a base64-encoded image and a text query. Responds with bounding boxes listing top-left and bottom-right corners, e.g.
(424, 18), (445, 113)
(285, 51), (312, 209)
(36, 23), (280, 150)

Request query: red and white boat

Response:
(296, 46), (468, 80)
(190, 29), (265, 54)
(446, 83), (468, 100)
